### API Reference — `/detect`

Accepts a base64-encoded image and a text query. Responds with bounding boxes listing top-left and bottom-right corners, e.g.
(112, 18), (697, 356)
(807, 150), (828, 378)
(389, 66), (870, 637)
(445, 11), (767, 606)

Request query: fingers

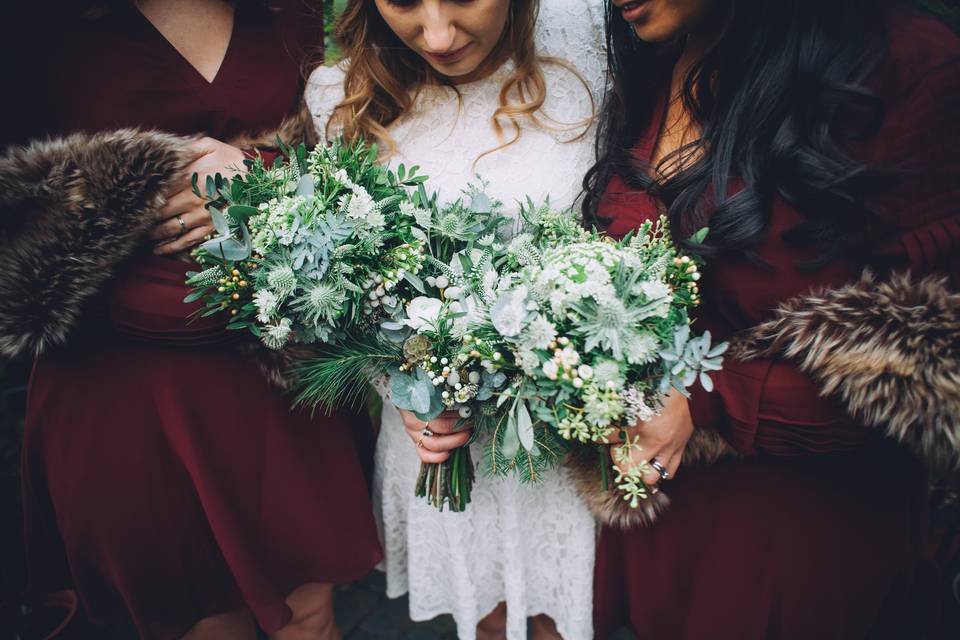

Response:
(158, 188), (204, 222)
(154, 225), (213, 255)
(426, 412), (471, 435)
(149, 208), (211, 242)
(404, 425), (471, 453)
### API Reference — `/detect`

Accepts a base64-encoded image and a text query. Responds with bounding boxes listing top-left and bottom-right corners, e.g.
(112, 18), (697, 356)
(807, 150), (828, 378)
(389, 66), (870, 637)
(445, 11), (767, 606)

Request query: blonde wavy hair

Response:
(327, 0), (592, 159)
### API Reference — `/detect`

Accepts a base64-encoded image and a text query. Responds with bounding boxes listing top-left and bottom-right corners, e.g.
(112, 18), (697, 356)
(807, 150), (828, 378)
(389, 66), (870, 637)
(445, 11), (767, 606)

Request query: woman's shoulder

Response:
(305, 62), (349, 139)
(872, 9), (960, 100)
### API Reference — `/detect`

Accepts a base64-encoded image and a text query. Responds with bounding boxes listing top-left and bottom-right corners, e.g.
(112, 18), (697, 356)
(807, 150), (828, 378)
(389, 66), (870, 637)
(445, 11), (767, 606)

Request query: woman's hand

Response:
(150, 137), (246, 255)
(608, 388), (694, 487)
(399, 409), (473, 464)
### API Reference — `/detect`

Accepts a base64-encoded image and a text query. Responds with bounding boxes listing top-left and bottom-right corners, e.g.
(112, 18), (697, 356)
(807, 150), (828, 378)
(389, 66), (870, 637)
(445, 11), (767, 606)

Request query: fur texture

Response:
(0, 102), (318, 363)
(731, 271), (960, 471)
(0, 129), (192, 358)
(565, 428), (734, 529)
(570, 271), (959, 529)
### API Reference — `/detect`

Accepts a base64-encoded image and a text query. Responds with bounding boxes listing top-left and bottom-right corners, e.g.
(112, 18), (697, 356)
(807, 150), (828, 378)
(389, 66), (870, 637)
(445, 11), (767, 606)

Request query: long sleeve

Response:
(689, 49), (960, 460)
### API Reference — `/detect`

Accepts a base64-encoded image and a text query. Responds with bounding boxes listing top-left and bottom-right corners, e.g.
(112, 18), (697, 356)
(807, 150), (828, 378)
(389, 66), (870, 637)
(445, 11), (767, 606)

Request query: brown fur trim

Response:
(566, 428), (736, 529)
(228, 99), (320, 151)
(0, 129), (192, 358)
(730, 271), (960, 471)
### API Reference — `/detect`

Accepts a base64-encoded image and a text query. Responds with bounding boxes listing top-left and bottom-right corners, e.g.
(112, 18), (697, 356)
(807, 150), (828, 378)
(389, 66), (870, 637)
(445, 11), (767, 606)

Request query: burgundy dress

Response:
(593, 13), (960, 640)
(5, 4), (381, 639)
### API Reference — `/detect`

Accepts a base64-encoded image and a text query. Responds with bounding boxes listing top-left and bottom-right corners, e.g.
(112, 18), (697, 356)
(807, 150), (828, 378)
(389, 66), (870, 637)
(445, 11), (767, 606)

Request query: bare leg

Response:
(181, 608), (258, 640)
(530, 614), (563, 640)
(476, 602), (507, 640)
(270, 583), (340, 640)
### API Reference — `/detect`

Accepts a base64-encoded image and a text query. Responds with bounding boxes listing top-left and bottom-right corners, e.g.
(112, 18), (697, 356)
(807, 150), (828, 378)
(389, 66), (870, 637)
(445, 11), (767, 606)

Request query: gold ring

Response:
(417, 438), (425, 449)
(176, 215), (187, 233)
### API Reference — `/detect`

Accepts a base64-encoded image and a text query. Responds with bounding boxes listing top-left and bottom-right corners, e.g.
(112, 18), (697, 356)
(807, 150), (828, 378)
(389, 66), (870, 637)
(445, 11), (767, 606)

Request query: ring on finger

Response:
(421, 426), (435, 438)
(417, 437), (425, 449)
(176, 215), (187, 234)
(650, 457), (670, 482)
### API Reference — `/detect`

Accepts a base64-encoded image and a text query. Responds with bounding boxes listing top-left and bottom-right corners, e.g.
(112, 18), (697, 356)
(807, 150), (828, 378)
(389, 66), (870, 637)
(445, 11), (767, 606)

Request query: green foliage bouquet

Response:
(185, 138), (512, 512)
(471, 205), (727, 506)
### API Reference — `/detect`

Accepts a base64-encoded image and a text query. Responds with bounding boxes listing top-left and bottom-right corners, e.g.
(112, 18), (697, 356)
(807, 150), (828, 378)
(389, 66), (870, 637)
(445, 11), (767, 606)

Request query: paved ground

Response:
(334, 572), (459, 640)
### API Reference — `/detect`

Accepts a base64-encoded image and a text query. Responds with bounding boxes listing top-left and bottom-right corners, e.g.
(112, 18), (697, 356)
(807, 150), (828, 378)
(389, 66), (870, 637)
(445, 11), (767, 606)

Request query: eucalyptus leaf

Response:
(295, 174), (315, 198)
(500, 412), (521, 459)
(516, 402), (534, 452)
(209, 207), (231, 237)
(404, 271), (426, 293)
(227, 205), (259, 224)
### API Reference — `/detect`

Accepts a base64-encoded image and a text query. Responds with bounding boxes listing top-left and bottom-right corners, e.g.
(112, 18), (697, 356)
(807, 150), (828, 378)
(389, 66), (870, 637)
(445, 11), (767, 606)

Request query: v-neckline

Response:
(132, 3), (238, 86)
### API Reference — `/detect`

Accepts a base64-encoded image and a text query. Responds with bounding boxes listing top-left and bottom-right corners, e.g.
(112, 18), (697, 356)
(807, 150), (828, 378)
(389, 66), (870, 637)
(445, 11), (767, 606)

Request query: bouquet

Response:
(185, 137), (512, 512)
(444, 202), (728, 506)
(186, 138), (726, 513)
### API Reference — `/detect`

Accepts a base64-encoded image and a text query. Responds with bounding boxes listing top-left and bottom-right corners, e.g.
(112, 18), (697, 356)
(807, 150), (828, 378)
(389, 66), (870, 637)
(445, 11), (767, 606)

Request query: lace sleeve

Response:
(536, 0), (607, 97)
(305, 62), (348, 142)
(534, 0), (608, 140)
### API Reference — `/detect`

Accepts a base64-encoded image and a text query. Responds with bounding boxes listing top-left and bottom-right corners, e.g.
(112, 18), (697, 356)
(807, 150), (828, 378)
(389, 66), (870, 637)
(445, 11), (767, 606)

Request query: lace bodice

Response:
(306, 3), (605, 639)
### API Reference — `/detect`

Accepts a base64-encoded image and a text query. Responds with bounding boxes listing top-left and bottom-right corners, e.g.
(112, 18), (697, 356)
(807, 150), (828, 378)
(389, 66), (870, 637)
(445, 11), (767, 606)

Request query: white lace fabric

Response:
(307, 3), (605, 638)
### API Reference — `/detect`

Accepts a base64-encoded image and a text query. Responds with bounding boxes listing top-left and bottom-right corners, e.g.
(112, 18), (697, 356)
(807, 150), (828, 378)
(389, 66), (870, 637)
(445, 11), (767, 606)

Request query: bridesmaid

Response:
(584, 0), (959, 638)
(0, 1), (381, 638)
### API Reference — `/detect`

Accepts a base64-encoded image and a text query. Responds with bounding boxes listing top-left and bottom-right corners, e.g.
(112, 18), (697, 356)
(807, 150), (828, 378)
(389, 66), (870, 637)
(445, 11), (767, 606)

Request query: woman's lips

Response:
(620, 0), (651, 22)
(425, 43), (472, 65)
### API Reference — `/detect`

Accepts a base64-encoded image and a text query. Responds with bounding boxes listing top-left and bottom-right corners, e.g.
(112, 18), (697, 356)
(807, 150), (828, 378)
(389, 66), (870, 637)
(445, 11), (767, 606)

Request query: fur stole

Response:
(569, 271), (960, 529)
(0, 102), (316, 364)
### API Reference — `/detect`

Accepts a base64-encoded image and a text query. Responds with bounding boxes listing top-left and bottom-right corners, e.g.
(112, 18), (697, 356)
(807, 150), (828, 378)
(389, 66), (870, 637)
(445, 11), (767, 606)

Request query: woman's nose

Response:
(421, 4), (457, 52)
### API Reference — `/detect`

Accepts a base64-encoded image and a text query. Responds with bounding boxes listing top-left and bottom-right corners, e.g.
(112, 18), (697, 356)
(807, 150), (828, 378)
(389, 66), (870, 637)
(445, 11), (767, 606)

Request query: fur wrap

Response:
(0, 102), (317, 383)
(568, 271), (960, 529)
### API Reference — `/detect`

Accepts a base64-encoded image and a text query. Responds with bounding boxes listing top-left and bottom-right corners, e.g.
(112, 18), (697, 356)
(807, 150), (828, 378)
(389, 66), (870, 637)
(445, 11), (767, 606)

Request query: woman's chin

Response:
(426, 58), (481, 79)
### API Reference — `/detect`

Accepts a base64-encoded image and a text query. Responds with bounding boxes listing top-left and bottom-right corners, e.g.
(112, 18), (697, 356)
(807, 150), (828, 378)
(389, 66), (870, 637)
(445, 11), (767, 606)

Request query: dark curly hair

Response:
(582, 0), (903, 269)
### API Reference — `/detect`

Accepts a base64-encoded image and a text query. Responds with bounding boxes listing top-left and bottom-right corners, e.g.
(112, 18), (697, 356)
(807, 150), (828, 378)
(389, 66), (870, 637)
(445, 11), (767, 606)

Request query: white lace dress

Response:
(306, 3), (605, 638)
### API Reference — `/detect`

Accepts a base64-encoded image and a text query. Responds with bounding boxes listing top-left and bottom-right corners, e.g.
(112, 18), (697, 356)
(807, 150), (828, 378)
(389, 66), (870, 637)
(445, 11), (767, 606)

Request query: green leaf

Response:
(500, 411), (521, 460)
(183, 289), (206, 304)
(209, 207), (231, 236)
(404, 271), (426, 293)
(516, 401), (534, 452)
(690, 227), (710, 244)
(227, 205), (259, 224)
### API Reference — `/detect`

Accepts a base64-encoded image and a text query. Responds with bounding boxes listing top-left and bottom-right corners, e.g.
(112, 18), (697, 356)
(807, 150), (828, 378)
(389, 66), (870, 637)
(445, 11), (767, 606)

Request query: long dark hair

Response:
(582, 0), (896, 267)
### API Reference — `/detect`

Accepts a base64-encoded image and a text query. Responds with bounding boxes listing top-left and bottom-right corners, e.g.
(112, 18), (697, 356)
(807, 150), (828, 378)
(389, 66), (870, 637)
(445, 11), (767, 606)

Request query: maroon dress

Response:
(5, 4), (381, 639)
(593, 13), (960, 640)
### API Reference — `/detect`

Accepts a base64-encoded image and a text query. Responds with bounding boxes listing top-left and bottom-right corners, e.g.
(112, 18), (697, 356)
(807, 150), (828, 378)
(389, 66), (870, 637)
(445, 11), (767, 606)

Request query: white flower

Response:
(491, 286), (529, 337)
(558, 346), (580, 368)
(516, 348), (542, 375)
(262, 317), (293, 350)
(402, 296), (444, 331)
(253, 289), (279, 324)
(524, 314), (557, 350)
(343, 186), (376, 220)
(542, 359), (559, 380)
(592, 359), (623, 387)
(625, 331), (661, 365)
(577, 364), (594, 380)
(640, 279), (672, 301)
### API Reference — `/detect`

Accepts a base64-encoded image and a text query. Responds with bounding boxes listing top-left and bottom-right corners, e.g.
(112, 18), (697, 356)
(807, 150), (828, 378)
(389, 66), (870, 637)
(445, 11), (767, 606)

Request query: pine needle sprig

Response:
(292, 337), (403, 411)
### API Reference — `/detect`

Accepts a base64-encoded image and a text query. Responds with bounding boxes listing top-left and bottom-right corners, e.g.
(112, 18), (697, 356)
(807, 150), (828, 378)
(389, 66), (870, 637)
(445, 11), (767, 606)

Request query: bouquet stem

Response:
(415, 447), (474, 512)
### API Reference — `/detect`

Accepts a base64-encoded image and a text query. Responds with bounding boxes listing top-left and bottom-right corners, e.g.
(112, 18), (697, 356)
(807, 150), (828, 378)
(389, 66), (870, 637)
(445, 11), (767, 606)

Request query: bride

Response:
(307, 1), (604, 638)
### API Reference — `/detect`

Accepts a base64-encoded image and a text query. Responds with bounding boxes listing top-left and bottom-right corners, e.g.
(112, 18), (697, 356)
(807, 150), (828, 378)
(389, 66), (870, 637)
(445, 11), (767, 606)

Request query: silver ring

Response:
(421, 426), (435, 438)
(176, 215), (187, 233)
(650, 457), (670, 481)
